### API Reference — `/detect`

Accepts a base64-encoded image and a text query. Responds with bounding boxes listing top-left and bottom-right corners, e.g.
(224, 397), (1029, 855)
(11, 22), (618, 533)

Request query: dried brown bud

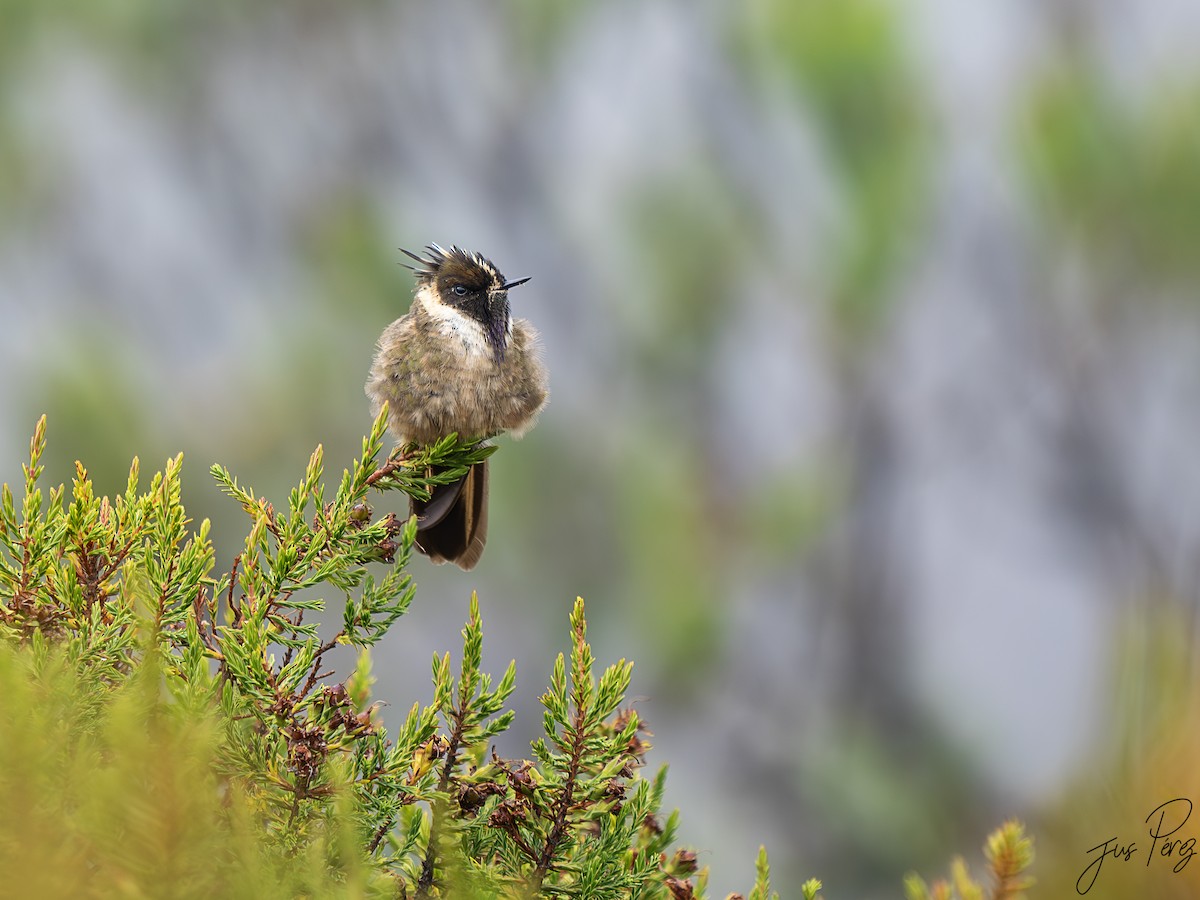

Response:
(488, 797), (529, 832)
(457, 780), (504, 816)
(611, 708), (653, 759)
(502, 759), (535, 796)
(665, 876), (694, 900)
(603, 778), (627, 814)
(285, 723), (328, 784)
(669, 849), (699, 877)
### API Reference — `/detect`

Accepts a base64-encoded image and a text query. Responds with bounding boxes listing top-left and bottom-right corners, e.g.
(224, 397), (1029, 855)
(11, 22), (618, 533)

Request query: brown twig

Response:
(300, 635), (344, 698)
(416, 709), (470, 898)
(365, 453), (409, 487)
(530, 702), (588, 889)
(280, 604), (304, 670)
(224, 554), (242, 624)
(367, 819), (393, 855)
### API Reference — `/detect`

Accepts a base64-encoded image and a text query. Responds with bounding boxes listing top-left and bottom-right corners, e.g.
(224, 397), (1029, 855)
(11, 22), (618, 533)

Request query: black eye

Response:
(451, 284), (469, 298)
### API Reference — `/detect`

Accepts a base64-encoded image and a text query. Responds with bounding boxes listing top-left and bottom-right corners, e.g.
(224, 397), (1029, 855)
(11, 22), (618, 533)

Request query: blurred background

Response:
(3, 1), (1200, 896)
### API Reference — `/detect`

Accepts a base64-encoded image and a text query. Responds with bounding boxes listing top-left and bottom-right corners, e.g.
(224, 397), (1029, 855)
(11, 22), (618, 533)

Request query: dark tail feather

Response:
(410, 461), (489, 570)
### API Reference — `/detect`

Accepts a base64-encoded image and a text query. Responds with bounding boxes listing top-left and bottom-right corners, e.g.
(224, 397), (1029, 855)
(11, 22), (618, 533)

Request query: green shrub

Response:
(0, 411), (1031, 898)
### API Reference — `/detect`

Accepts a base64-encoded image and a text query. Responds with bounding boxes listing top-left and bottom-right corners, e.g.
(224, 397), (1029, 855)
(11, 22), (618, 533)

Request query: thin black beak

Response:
(503, 276), (531, 290)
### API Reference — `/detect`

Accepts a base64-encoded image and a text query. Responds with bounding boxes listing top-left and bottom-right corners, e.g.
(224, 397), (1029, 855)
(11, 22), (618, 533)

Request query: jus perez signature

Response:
(1076, 798), (1197, 894)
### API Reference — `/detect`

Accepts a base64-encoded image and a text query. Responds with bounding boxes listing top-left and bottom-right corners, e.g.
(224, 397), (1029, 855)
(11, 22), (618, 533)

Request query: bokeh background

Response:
(3, 1), (1200, 896)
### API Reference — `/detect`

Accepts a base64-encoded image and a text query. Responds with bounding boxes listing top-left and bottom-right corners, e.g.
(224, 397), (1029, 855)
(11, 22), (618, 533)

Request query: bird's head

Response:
(402, 244), (530, 361)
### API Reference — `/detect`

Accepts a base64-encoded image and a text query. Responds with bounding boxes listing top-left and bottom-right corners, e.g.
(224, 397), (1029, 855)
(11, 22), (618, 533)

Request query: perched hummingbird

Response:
(365, 244), (548, 570)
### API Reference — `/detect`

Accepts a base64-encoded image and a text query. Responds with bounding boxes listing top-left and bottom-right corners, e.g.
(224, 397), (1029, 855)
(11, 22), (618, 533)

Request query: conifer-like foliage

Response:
(904, 821), (1035, 900)
(0, 411), (1033, 898)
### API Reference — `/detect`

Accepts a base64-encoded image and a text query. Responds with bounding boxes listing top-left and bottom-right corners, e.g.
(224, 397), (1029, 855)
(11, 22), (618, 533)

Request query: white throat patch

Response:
(418, 287), (500, 361)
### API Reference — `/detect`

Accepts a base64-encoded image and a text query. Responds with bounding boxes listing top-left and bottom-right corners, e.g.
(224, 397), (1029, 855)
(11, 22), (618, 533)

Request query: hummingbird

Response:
(365, 244), (548, 570)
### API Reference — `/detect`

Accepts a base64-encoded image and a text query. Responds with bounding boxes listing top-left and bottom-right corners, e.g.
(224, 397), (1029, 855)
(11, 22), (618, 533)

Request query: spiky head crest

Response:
(401, 244), (506, 291)
(399, 244), (530, 361)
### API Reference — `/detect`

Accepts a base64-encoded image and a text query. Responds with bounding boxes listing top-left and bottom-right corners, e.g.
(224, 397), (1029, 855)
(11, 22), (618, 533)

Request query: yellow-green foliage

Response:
(0, 412), (714, 898)
(0, 411), (1033, 898)
(0, 641), (383, 899)
(904, 820), (1035, 900)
